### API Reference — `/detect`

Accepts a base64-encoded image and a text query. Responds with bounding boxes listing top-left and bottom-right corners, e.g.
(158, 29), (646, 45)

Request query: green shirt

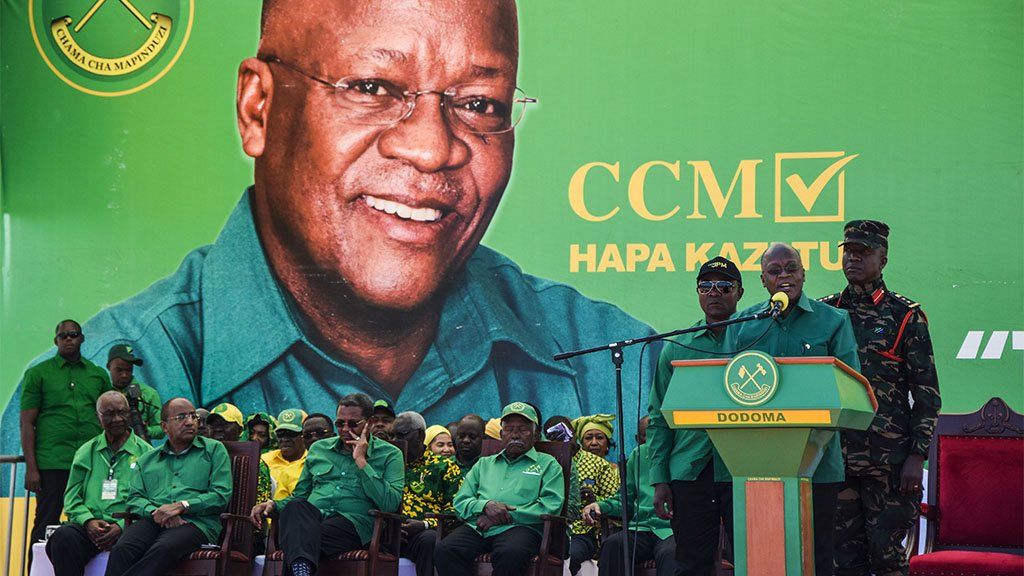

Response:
(454, 447), (565, 537)
(598, 444), (673, 540)
(278, 435), (404, 545)
(725, 293), (862, 483)
(648, 322), (730, 483)
(126, 435), (232, 542)
(20, 355), (112, 469)
(63, 431), (153, 529)
(116, 379), (163, 441)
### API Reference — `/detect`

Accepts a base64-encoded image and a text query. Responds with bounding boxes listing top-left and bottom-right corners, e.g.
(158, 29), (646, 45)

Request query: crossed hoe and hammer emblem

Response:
(736, 362), (768, 394)
(73, 0), (155, 33)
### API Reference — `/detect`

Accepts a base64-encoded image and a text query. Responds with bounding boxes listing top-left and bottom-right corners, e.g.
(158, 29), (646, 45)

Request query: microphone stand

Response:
(553, 307), (776, 576)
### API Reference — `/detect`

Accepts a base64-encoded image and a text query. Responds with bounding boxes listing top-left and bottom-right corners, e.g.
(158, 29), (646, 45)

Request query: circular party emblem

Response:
(724, 350), (780, 407)
(29, 0), (195, 97)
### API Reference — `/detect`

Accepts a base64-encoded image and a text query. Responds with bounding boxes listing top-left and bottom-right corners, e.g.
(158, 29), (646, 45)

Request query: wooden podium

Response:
(661, 352), (877, 576)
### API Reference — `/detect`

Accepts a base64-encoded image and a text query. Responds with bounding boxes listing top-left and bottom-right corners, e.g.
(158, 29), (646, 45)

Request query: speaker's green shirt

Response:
(598, 444), (673, 539)
(276, 434), (404, 545)
(648, 322), (730, 484)
(454, 447), (565, 537)
(20, 355), (112, 470)
(63, 431), (153, 529)
(126, 435), (232, 542)
(725, 292), (861, 483)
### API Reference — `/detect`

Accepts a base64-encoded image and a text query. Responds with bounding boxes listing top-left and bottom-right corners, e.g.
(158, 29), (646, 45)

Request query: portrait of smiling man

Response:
(1, 0), (655, 453)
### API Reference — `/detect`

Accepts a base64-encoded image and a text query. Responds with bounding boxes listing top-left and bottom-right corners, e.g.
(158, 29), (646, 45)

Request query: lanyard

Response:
(101, 450), (120, 481)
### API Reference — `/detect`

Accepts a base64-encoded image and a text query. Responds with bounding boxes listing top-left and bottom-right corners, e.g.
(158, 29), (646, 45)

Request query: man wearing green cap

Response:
(367, 399), (396, 441)
(106, 344), (163, 442)
(435, 401), (565, 576)
(821, 220), (940, 576)
(262, 409), (308, 499)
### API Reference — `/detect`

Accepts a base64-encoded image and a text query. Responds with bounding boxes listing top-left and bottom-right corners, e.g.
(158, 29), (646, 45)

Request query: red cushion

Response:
(936, 436), (1024, 548)
(910, 550), (1024, 576)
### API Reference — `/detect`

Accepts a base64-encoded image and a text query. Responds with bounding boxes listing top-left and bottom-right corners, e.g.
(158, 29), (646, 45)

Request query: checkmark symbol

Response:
(785, 154), (859, 212)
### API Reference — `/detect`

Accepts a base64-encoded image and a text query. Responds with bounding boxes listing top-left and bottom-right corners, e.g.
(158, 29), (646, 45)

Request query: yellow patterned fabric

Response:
(402, 451), (463, 528)
(570, 449), (620, 535)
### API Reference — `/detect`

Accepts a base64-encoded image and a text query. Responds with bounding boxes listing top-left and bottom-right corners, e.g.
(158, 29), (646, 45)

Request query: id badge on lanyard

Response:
(101, 453), (118, 501)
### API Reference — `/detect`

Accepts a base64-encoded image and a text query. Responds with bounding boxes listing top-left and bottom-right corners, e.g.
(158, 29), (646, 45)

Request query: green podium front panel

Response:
(660, 354), (877, 576)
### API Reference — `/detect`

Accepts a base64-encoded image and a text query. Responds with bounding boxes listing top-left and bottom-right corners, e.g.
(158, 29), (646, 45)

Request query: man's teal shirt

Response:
(2, 189), (658, 472)
(724, 292), (861, 483)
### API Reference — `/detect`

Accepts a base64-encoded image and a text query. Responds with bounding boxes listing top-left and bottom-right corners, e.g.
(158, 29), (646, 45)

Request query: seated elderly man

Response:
(46, 391), (153, 576)
(250, 393), (404, 576)
(389, 411), (463, 576)
(435, 402), (565, 576)
(104, 398), (232, 576)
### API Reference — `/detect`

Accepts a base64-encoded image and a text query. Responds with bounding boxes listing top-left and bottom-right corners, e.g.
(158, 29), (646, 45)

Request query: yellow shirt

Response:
(261, 449), (307, 499)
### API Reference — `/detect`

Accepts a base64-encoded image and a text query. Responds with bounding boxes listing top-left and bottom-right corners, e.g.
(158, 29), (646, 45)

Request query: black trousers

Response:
(599, 531), (676, 576)
(31, 469), (71, 567)
(103, 517), (205, 576)
(670, 462), (734, 576)
(812, 482), (842, 576)
(569, 532), (598, 574)
(47, 524), (102, 576)
(278, 499), (364, 572)
(435, 524), (541, 576)
(402, 528), (437, 576)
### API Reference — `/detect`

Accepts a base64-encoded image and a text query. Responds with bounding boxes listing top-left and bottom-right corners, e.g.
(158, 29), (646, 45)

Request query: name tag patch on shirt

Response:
(101, 479), (118, 501)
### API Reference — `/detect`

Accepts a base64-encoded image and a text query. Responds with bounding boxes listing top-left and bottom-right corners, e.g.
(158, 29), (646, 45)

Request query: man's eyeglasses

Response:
(57, 331), (82, 340)
(258, 55), (537, 135)
(164, 412), (199, 423)
(697, 280), (736, 295)
(302, 429), (332, 441)
(335, 419), (365, 431)
(763, 263), (803, 277)
(99, 409), (130, 420)
(277, 430), (300, 439)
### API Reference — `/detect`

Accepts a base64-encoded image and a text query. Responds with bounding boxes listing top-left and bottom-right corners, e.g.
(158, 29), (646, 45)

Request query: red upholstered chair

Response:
(909, 397), (1024, 576)
(262, 439), (408, 576)
(116, 440), (261, 576)
(432, 440), (573, 576)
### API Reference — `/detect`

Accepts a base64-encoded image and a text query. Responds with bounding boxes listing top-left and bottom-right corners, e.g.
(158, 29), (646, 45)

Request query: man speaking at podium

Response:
(725, 242), (860, 576)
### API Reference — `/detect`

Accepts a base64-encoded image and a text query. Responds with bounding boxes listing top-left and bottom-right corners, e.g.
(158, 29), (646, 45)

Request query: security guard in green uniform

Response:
(820, 220), (941, 576)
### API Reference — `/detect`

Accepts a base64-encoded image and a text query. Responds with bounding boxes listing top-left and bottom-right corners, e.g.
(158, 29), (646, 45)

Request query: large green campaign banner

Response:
(1, 0), (1022, 464)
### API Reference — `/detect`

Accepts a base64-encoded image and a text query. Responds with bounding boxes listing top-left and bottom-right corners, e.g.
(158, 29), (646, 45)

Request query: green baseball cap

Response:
(372, 399), (396, 417)
(500, 401), (539, 424)
(275, 409), (307, 433)
(107, 344), (143, 366)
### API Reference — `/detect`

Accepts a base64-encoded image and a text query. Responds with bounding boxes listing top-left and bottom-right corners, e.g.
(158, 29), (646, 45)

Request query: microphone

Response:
(768, 292), (790, 318)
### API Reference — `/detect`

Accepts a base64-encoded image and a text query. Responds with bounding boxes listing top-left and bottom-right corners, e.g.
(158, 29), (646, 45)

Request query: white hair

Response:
(392, 411), (427, 435)
(96, 390), (127, 412)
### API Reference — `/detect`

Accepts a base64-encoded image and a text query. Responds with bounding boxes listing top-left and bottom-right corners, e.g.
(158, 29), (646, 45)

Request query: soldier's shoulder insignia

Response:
(890, 292), (921, 309)
(817, 293), (841, 306)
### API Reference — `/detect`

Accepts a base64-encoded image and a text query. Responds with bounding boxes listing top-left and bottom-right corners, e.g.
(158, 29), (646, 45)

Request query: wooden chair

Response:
(117, 440), (261, 576)
(432, 440), (573, 576)
(908, 397), (1024, 576)
(262, 439), (408, 576)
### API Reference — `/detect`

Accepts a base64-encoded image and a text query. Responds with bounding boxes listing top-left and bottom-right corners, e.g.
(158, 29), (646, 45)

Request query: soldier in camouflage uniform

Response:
(820, 220), (941, 576)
